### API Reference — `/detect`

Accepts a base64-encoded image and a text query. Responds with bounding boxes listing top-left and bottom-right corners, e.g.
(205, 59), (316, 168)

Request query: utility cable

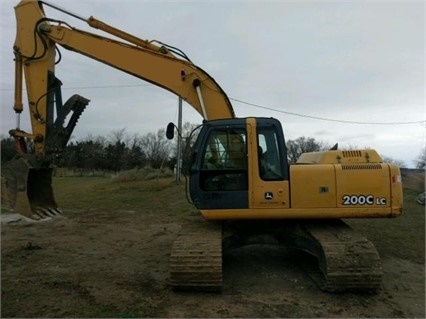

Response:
(230, 97), (425, 126)
(2, 83), (423, 125)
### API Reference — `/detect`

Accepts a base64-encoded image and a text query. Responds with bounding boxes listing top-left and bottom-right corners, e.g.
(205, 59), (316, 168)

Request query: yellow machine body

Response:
(194, 119), (403, 220)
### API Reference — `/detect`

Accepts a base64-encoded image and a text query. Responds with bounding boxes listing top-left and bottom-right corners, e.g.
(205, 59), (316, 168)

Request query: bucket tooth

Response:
(34, 208), (50, 219)
(41, 208), (54, 217)
(30, 214), (42, 221)
(49, 207), (62, 216)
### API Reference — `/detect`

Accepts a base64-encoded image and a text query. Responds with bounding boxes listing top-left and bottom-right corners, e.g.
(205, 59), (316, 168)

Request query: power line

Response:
(230, 97), (425, 126)
(1, 84), (423, 126)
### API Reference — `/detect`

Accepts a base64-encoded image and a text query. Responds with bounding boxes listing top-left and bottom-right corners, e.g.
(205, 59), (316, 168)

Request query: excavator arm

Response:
(13, 0), (234, 157)
(3, 0), (235, 219)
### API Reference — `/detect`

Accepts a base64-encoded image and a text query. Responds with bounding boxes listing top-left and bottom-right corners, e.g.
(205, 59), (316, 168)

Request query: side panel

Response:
(290, 165), (337, 208)
(335, 164), (391, 208)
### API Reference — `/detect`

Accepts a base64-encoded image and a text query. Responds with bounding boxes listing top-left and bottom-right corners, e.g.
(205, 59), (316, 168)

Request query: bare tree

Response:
(286, 136), (329, 163)
(108, 128), (128, 146)
(126, 133), (146, 169)
(415, 147), (426, 169)
(105, 128), (131, 172)
(381, 156), (407, 168)
(140, 129), (172, 168)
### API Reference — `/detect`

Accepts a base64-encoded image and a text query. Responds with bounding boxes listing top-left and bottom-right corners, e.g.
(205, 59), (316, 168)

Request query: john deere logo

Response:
(264, 192), (273, 200)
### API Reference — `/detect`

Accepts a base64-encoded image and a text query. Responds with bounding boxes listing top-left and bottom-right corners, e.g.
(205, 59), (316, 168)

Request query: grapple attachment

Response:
(1, 156), (61, 220)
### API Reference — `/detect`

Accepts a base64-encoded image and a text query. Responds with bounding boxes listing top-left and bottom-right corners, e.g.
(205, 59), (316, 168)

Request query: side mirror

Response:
(166, 122), (175, 140)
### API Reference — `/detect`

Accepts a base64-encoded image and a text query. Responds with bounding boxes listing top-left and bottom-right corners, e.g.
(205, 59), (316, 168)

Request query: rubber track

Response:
(169, 219), (222, 291)
(287, 220), (382, 292)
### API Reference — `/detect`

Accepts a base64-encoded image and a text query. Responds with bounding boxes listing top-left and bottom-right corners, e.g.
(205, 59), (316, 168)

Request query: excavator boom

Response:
(3, 0), (234, 219)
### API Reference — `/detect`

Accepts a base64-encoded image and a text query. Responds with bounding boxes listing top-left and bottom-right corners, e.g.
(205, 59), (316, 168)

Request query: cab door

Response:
(189, 119), (249, 209)
(248, 118), (290, 209)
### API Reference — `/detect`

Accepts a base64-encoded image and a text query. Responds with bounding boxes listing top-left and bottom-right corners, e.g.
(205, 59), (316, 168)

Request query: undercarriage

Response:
(170, 218), (382, 293)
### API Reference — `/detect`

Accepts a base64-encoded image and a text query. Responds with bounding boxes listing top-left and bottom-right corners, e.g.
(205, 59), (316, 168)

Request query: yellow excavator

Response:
(2, 0), (403, 292)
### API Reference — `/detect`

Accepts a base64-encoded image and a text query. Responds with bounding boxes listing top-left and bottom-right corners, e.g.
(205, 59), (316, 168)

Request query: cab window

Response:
(258, 128), (285, 180)
(200, 128), (248, 191)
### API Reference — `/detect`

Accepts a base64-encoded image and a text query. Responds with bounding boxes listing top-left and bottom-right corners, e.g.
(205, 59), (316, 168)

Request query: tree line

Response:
(1, 125), (424, 171)
(1, 123), (198, 173)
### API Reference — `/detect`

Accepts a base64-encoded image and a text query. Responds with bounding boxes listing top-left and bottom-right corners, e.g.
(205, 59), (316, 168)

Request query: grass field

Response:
(52, 169), (191, 214)
(1, 169), (424, 318)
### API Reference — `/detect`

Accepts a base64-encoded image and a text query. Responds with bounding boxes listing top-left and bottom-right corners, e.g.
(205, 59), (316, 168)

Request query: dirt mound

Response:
(401, 169), (424, 192)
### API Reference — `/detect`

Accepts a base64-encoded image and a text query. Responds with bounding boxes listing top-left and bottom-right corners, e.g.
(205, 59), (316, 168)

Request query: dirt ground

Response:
(1, 172), (425, 318)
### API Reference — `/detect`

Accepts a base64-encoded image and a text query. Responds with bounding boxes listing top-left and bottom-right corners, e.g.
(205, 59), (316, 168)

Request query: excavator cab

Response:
(189, 117), (289, 211)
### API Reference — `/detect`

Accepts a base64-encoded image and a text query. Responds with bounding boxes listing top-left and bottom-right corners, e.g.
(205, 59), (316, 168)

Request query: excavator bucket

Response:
(1, 157), (61, 220)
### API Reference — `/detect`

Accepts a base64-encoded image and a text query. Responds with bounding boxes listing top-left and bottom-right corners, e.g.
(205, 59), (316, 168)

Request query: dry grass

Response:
(53, 170), (189, 213)
(111, 168), (174, 182)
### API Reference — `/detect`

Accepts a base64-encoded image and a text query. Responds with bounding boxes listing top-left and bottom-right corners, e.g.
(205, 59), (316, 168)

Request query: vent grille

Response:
(342, 150), (362, 158)
(342, 163), (383, 170)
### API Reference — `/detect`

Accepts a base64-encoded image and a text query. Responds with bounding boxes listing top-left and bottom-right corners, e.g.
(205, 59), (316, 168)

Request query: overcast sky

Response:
(0, 0), (424, 167)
